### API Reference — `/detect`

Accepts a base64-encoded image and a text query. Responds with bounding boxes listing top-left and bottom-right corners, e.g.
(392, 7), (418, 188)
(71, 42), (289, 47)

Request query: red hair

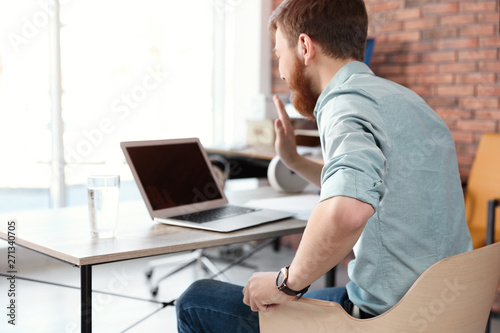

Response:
(269, 0), (368, 61)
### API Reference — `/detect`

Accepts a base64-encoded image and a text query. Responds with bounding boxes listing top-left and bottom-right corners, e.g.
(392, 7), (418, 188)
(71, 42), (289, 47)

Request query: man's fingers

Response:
(242, 286), (250, 306)
(273, 95), (291, 123)
(273, 95), (294, 136)
(274, 118), (284, 135)
(273, 94), (286, 112)
(251, 300), (260, 312)
(262, 304), (279, 312)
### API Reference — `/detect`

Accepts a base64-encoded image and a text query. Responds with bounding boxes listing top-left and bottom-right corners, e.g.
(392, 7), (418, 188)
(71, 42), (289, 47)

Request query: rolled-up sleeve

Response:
(318, 97), (388, 211)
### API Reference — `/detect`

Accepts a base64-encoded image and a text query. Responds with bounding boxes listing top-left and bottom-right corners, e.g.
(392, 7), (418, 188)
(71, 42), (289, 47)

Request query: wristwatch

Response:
(276, 265), (310, 298)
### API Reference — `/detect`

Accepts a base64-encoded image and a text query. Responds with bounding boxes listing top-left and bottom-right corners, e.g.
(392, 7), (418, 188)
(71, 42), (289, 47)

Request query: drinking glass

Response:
(87, 175), (120, 238)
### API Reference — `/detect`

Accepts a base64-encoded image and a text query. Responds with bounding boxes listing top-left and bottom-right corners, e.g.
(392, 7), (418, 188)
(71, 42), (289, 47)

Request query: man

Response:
(176, 0), (472, 331)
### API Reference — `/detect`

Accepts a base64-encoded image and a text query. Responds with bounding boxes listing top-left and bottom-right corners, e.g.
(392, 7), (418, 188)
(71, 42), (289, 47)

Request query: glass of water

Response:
(87, 175), (120, 238)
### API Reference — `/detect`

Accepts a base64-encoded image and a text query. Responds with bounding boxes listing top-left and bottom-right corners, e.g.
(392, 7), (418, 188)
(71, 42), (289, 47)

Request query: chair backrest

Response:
(259, 242), (500, 333)
(364, 38), (375, 66)
(465, 133), (500, 248)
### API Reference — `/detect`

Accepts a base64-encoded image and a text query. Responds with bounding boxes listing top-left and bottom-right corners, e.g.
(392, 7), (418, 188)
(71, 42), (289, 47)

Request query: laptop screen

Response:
(125, 142), (224, 211)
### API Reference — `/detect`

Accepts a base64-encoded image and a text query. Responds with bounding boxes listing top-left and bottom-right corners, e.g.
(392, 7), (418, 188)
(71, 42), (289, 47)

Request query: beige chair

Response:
(259, 241), (500, 333)
(464, 132), (500, 249)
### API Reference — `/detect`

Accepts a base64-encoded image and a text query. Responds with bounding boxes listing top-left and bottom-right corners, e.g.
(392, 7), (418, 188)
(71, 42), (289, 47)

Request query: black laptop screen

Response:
(126, 142), (223, 210)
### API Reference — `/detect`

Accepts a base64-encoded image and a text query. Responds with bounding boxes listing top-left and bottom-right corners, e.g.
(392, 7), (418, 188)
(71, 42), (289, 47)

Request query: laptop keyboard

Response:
(170, 205), (258, 223)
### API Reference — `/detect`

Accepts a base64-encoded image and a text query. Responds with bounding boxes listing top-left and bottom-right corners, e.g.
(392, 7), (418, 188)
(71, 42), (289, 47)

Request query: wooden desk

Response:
(0, 186), (307, 333)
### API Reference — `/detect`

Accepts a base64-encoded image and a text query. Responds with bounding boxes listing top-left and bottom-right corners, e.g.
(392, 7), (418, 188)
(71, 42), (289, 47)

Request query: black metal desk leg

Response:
(81, 265), (92, 333)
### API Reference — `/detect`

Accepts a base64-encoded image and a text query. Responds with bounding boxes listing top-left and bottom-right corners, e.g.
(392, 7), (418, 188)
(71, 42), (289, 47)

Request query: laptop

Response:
(120, 138), (293, 232)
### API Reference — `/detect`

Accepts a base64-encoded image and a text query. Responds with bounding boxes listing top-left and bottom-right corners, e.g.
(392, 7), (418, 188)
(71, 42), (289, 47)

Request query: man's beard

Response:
(288, 56), (320, 120)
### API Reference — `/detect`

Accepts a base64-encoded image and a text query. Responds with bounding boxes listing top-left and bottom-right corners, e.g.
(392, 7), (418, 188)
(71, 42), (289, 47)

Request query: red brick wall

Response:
(270, 0), (500, 182)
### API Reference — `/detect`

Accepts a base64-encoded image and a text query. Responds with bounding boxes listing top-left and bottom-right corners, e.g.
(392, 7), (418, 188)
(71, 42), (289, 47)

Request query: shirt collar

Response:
(314, 61), (374, 117)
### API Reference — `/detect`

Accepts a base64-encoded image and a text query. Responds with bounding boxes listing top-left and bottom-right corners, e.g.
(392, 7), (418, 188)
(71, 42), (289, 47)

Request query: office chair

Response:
(364, 38), (375, 66)
(259, 241), (500, 333)
(465, 133), (500, 249)
(462, 132), (500, 329)
(145, 249), (229, 296)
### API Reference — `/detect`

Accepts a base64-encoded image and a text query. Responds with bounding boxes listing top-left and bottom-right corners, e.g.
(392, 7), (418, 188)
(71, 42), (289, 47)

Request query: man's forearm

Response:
(286, 155), (323, 188)
(285, 196), (374, 291)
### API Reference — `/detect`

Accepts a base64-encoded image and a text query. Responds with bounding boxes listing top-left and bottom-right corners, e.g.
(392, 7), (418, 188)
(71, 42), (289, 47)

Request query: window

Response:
(0, 1), (51, 189)
(0, 0), (270, 210)
(60, 0), (214, 186)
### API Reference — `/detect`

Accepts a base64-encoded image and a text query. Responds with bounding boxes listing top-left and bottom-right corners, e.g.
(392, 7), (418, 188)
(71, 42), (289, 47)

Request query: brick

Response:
(451, 131), (476, 144)
(422, 51), (457, 62)
(406, 41), (434, 52)
(460, 24), (496, 37)
(456, 73), (496, 84)
(384, 75), (412, 86)
(476, 13), (500, 24)
(478, 61), (500, 71)
(456, 120), (497, 132)
(404, 17), (440, 30)
(405, 63), (438, 74)
(437, 38), (478, 50)
(459, 167), (470, 182)
(457, 153), (475, 166)
(435, 108), (473, 119)
(460, 2), (498, 13)
(478, 86), (500, 96)
(459, 50), (498, 61)
(436, 85), (475, 97)
(375, 22), (404, 34)
(374, 42), (406, 54)
(369, 54), (388, 65)
(423, 3), (459, 14)
(422, 27), (458, 39)
(440, 14), (476, 26)
(475, 110), (500, 120)
(456, 144), (478, 156)
(442, 119), (455, 130)
(480, 37), (500, 47)
(439, 62), (476, 73)
(369, 1), (404, 13)
(389, 53), (421, 63)
(390, 8), (422, 21)
(409, 85), (433, 96)
(460, 97), (499, 109)
(426, 97), (458, 108)
(406, 0), (431, 8)
(415, 74), (454, 85)
(377, 64), (404, 75)
(378, 31), (421, 43)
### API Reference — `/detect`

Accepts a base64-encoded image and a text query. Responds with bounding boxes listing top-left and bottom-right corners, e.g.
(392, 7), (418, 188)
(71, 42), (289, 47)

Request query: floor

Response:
(1, 181), (499, 332)
(0, 238), (335, 333)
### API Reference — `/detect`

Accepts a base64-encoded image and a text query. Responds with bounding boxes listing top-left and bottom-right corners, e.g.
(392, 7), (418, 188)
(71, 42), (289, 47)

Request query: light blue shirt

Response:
(315, 61), (472, 315)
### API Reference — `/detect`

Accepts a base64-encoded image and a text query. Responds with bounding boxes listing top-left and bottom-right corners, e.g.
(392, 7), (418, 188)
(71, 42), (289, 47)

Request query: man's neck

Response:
(309, 57), (355, 94)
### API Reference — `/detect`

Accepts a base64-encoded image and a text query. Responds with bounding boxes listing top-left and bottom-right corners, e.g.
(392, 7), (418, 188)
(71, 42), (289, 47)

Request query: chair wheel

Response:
(146, 269), (153, 279)
(151, 286), (159, 297)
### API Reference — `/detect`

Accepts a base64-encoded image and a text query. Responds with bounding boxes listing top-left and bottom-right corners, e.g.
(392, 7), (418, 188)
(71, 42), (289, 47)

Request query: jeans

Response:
(176, 279), (353, 333)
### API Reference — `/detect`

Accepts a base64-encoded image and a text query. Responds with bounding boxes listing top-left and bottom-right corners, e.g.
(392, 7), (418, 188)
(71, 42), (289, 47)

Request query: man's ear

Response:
(297, 33), (315, 66)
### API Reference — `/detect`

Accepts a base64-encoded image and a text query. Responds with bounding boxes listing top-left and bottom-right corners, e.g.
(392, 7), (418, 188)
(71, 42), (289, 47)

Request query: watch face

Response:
(276, 267), (287, 286)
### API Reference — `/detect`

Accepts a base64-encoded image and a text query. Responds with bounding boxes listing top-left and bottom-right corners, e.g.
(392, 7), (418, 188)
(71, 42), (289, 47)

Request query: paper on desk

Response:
(246, 194), (320, 221)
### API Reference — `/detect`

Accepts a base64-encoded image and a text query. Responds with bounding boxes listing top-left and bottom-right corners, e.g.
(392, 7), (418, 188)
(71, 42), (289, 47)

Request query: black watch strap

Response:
(276, 265), (310, 298)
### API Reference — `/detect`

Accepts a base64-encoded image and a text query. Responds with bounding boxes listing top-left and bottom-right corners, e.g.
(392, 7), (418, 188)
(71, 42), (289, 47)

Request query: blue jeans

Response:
(176, 279), (353, 333)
